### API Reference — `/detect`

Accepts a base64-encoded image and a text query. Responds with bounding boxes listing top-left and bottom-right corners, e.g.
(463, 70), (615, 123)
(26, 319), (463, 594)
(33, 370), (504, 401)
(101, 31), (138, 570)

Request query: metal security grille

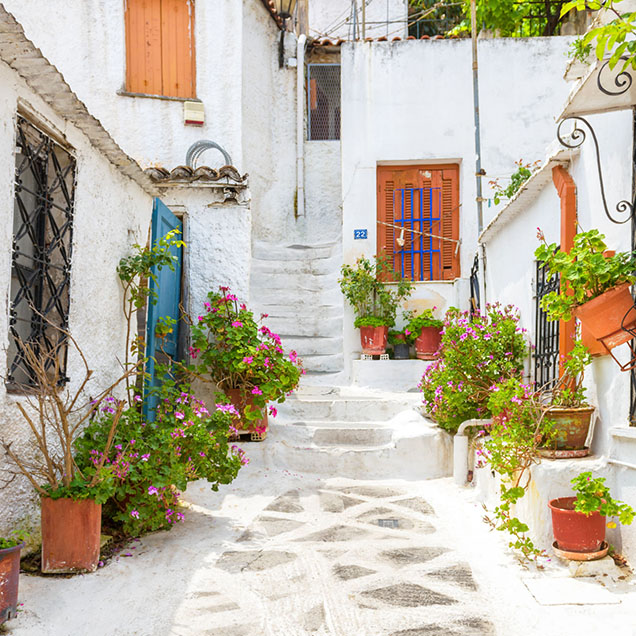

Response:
(534, 259), (560, 390)
(307, 64), (341, 141)
(392, 187), (442, 281)
(8, 115), (76, 387)
(469, 253), (480, 317)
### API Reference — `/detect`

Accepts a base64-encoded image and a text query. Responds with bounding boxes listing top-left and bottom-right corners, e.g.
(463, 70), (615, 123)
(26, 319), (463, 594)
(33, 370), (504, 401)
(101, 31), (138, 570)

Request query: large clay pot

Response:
(227, 388), (268, 433)
(574, 283), (636, 350)
(41, 497), (102, 573)
(0, 542), (22, 624)
(549, 496), (606, 553)
(414, 326), (442, 360)
(359, 326), (388, 355)
(542, 406), (594, 450)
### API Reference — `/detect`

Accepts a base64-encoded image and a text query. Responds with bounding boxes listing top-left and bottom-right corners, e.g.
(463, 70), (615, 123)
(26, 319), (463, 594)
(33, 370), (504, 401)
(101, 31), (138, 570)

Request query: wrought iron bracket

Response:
(557, 115), (636, 225)
(597, 57), (633, 96)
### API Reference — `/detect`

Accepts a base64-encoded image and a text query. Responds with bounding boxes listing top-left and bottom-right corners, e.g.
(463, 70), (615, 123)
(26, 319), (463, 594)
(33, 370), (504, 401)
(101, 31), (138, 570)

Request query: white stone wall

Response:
(2, 0), (246, 170)
(480, 108), (636, 561)
(339, 37), (573, 376)
(308, 0), (408, 40)
(0, 60), (153, 536)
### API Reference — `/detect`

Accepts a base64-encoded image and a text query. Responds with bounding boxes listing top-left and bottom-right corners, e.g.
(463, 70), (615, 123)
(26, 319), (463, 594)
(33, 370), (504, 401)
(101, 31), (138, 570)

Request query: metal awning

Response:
(559, 57), (636, 120)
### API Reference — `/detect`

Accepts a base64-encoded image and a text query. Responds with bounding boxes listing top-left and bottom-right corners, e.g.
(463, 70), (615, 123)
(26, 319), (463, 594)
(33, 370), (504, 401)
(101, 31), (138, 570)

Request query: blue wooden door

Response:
(144, 198), (183, 421)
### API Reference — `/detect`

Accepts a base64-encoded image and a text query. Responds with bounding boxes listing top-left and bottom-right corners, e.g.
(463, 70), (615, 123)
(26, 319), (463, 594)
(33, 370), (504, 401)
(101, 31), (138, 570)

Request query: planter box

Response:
(0, 542), (22, 624)
(359, 325), (388, 355)
(542, 406), (594, 451)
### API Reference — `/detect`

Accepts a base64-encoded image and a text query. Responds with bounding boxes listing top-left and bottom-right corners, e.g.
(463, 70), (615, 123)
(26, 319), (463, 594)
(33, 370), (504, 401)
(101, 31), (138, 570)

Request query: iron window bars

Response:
(534, 259), (560, 391)
(469, 253), (480, 317)
(392, 186), (442, 281)
(8, 115), (76, 388)
(307, 64), (341, 141)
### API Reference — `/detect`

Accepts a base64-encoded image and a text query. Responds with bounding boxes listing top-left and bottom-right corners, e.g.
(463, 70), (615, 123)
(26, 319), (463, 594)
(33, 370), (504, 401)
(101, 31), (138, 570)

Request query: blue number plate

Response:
(354, 229), (368, 240)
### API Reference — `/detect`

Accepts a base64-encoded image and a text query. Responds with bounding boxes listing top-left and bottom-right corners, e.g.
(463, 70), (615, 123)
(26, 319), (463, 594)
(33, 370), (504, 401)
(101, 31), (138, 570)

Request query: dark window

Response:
(534, 259), (560, 390)
(8, 115), (76, 388)
(307, 64), (341, 141)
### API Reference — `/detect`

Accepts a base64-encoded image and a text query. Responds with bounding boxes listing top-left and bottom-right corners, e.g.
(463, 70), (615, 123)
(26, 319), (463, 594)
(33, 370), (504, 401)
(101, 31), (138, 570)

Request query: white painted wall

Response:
(339, 37), (573, 377)
(480, 108), (636, 562)
(2, 0), (246, 171)
(309, 0), (408, 40)
(0, 60), (153, 537)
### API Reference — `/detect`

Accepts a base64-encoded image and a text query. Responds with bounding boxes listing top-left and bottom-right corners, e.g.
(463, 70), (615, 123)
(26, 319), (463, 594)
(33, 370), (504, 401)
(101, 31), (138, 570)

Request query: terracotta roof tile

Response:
(144, 165), (248, 186)
(310, 35), (456, 47)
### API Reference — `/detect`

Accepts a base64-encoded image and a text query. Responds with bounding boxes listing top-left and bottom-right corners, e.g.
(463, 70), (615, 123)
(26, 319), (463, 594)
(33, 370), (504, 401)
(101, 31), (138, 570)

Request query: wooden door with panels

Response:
(377, 164), (460, 281)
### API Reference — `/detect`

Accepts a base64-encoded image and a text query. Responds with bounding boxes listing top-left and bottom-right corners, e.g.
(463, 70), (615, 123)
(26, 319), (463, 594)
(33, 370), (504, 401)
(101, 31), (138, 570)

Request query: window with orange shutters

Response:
(125, 0), (196, 99)
(377, 164), (460, 281)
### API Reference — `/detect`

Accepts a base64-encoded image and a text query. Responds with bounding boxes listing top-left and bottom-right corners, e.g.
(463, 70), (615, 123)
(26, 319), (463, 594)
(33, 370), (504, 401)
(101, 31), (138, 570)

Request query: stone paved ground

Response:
(7, 456), (636, 636)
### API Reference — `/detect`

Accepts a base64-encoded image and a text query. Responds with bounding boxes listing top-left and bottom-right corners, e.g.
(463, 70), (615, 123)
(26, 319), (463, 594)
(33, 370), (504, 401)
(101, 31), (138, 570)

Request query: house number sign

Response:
(354, 229), (368, 240)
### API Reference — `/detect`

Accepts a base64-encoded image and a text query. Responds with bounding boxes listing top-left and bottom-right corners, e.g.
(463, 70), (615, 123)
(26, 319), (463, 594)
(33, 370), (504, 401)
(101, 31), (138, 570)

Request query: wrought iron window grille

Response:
(307, 64), (341, 141)
(534, 259), (560, 391)
(8, 115), (76, 389)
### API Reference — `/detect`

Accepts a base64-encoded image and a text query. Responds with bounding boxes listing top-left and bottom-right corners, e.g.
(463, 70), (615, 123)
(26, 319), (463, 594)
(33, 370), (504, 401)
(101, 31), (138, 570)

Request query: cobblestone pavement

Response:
(170, 483), (495, 636)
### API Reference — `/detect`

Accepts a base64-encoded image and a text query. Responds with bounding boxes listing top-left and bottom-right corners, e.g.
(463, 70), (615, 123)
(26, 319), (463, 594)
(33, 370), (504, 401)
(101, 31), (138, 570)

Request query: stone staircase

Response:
(250, 386), (452, 480)
(249, 240), (344, 380)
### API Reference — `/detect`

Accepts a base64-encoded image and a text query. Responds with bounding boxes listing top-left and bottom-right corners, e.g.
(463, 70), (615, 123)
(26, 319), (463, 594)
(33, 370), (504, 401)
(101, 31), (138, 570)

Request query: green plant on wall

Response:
(339, 255), (414, 328)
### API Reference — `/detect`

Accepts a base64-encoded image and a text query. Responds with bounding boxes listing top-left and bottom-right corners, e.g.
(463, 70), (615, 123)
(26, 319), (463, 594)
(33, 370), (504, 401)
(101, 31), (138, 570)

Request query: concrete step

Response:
(250, 271), (340, 293)
(251, 255), (341, 277)
(252, 242), (340, 262)
(251, 411), (452, 480)
(278, 336), (343, 356)
(312, 426), (394, 446)
(297, 353), (344, 374)
(276, 391), (422, 423)
(251, 287), (343, 308)
(262, 315), (343, 339)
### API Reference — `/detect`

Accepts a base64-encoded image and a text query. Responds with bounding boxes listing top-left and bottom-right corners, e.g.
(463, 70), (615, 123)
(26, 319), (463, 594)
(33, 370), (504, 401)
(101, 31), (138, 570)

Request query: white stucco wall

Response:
(2, 0), (247, 171)
(0, 60), (154, 536)
(339, 37), (573, 376)
(309, 0), (408, 40)
(479, 108), (636, 562)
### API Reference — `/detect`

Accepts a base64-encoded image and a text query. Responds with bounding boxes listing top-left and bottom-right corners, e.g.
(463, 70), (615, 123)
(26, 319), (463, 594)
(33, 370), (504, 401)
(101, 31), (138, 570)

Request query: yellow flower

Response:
(607, 521), (617, 529)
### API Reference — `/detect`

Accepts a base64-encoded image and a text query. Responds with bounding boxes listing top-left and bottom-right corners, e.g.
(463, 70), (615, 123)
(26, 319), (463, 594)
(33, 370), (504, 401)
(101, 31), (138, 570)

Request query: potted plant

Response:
(406, 308), (444, 360)
(535, 229), (636, 350)
(190, 287), (303, 435)
(549, 471), (635, 557)
(339, 255), (414, 355)
(0, 533), (25, 624)
(539, 341), (595, 455)
(0, 329), (134, 573)
(388, 329), (411, 360)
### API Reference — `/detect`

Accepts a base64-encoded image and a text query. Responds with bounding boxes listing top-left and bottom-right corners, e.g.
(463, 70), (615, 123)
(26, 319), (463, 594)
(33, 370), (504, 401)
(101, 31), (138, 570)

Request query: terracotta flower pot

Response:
(574, 283), (636, 350)
(227, 388), (268, 433)
(359, 325), (388, 355)
(549, 496), (606, 553)
(414, 326), (442, 360)
(41, 497), (102, 573)
(0, 542), (23, 624)
(542, 406), (594, 451)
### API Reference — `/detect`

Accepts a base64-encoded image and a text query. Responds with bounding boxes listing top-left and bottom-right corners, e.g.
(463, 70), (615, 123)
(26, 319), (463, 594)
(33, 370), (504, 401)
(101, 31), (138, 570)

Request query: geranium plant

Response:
(535, 228), (636, 323)
(571, 471), (635, 527)
(405, 308), (443, 342)
(490, 159), (540, 205)
(420, 304), (527, 434)
(76, 380), (245, 536)
(190, 287), (303, 425)
(546, 340), (592, 408)
(339, 255), (414, 328)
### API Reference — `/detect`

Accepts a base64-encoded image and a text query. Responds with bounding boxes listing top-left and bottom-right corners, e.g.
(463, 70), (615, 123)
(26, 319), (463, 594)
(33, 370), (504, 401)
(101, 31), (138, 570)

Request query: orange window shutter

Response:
(126, 0), (163, 95)
(440, 166), (460, 280)
(377, 167), (398, 278)
(160, 0), (196, 98)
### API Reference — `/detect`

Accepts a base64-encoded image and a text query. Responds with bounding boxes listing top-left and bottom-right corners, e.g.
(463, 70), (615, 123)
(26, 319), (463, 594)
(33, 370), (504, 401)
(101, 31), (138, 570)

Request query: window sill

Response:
(117, 90), (201, 103)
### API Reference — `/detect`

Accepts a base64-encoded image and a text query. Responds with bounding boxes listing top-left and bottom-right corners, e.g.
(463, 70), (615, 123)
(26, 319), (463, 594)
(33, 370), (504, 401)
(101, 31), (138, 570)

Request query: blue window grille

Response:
(392, 187), (442, 281)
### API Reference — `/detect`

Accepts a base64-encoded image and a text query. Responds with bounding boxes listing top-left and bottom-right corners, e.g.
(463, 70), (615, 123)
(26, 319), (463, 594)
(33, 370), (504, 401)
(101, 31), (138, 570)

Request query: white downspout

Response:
(297, 34), (307, 217)
(453, 418), (491, 485)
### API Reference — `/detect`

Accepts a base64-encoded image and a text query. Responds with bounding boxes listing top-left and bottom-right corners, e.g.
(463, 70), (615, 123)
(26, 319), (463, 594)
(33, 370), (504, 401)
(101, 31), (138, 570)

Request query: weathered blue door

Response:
(144, 198), (183, 421)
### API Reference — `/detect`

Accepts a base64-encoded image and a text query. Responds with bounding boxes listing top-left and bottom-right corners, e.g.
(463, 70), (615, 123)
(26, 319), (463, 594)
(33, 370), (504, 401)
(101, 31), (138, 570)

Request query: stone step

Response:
(297, 353), (344, 374)
(277, 336), (343, 357)
(251, 255), (341, 277)
(276, 393), (422, 423)
(312, 426), (394, 446)
(250, 412), (452, 480)
(250, 271), (340, 293)
(261, 315), (342, 339)
(252, 242), (340, 262)
(251, 287), (343, 308)
(257, 304), (342, 321)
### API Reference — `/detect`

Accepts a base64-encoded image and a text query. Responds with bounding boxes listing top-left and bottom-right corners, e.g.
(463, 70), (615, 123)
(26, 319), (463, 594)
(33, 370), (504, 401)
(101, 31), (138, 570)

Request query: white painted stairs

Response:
(249, 385), (453, 480)
(249, 240), (344, 378)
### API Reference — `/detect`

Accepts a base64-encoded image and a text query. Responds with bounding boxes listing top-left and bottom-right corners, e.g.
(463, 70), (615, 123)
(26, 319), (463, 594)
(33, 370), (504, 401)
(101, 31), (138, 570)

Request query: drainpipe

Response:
(470, 0), (486, 309)
(453, 418), (490, 485)
(297, 34), (307, 218)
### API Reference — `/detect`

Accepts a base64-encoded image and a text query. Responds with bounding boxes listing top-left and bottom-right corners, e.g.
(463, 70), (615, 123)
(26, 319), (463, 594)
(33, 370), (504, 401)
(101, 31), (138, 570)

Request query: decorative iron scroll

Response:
(557, 115), (635, 224)
(597, 57), (633, 96)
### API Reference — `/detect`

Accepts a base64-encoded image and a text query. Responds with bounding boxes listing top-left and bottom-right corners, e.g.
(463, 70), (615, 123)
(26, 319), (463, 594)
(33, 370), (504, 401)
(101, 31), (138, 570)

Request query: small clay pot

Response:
(414, 326), (442, 360)
(548, 496), (606, 553)
(542, 406), (594, 451)
(227, 388), (268, 434)
(359, 326), (388, 355)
